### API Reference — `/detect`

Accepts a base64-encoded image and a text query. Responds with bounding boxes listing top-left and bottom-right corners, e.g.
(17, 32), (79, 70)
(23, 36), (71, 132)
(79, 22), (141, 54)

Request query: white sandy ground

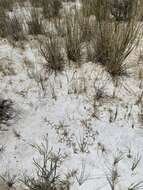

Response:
(0, 4), (143, 188)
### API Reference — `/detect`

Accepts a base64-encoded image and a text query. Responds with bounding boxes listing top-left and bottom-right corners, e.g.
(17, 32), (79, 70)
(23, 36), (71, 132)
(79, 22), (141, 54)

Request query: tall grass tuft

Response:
(88, 0), (142, 79)
(29, 0), (42, 7)
(0, 0), (14, 11)
(64, 10), (84, 65)
(42, 0), (62, 19)
(0, 10), (8, 38)
(40, 33), (65, 74)
(81, 0), (110, 19)
(110, 0), (137, 21)
(6, 15), (25, 42)
(27, 8), (44, 35)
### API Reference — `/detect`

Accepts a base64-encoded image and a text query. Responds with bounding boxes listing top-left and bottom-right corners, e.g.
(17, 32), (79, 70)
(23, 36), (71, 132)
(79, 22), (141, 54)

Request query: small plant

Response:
(23, 58), (48, 97)
(0, 98), (15, 126)
(22, 137), (69, 190)
(113, 152), (124, 166)
(40, 33), (65, 74)
(73, 122), (97, 153)
(97, 142), (107, 154)
(75, 160), (91, 186)
(75, 134), (89, 153)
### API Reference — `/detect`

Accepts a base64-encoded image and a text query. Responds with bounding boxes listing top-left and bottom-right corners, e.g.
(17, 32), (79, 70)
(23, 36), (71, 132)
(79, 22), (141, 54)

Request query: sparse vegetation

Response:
(0, 0), (143, 190)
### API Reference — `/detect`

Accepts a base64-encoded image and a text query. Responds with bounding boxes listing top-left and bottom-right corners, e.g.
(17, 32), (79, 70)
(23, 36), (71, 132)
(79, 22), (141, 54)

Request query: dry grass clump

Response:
(29, 0), (42, 7)
(110, 0), (138, 21)
(40, 33), (65, 74)
(81, 0), (110, 19)
(42, 0), (62, 19)
(27, 8), (44, 35)
(6, 15), (25, 42)
(0, 11), (8, 38)
(0, 0), (15, 11)
(0, 9), (25, 41)
(54, 18), (66, 38)
(95, 21), (141, 79)
(78, 15), (95, 42)
(64, 10), (84, 64)
(29, 0), (63, 18)
(87, 0), (142, 79)
(81, 0), (140, 21)
(80, 0), (94, 17)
